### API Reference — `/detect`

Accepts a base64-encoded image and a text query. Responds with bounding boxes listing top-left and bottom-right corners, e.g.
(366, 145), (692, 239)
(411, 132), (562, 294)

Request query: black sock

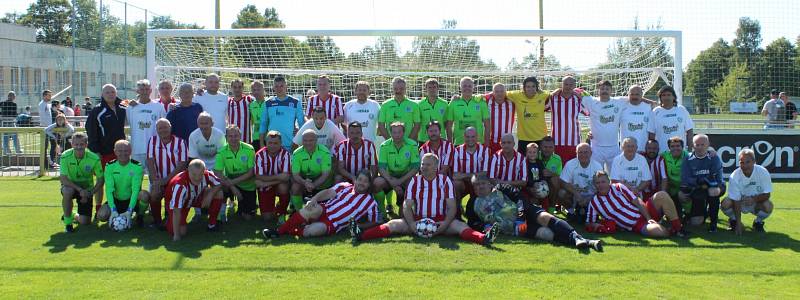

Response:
(548, 217), (580, 245)
(708, 196), (720, 226)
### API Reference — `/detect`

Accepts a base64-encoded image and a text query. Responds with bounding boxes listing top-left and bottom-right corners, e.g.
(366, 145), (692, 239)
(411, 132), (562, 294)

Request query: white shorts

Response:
(591, 144), (620, 170)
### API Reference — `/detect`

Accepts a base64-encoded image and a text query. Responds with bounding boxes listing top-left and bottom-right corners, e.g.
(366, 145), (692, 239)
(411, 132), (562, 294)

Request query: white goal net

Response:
(147, 29), (681, 101)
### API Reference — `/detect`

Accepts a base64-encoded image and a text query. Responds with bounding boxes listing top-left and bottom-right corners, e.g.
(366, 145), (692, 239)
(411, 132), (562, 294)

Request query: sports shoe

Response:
(574, 237), (589, 249)
(752, 221), (765, 232)
(728, 219), (737, 231)
(135, 215), (145, 228)
(588, 239), (603, 252)
(206, 224), (219, 232)
(349, 218), (362, 244)
(65, 224), (74, 233)
(190, 214), (202, 224)
(675, 229), (690, 239)
(708, 223), (718, 233)
(261, 228), (279, 239)
(482, 222), (499, 246)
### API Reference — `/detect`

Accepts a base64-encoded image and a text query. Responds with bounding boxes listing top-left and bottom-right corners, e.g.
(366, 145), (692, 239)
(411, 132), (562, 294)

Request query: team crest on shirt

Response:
(129, 171), (134, 176)
(369, 113), (375, 119)
(240, 156), (247, 163)
(614, 107), (619, 113)
(474, 105), (480, 111)
(84, 165), (92, 172)
(644, 117), (649, 122)
(678, 117), (683, 123)
(439, 108), (445, 114)
(405, 107), (412, 113)
(151, 114), (158, 121)
(405, 151), (411, 158)
(316, 158), (322, 164)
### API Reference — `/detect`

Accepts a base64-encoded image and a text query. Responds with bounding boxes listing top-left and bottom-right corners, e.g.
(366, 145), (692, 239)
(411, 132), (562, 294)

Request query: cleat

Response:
(261, 228), (279, 239)
(206, 224), (219, 232)
(708, 223), (718, 233)
(349, 218), (362, 244)
(482, 222), (499, 246)
(574, 237), (589, 249)
(728, 219), (737, 231)
(65, 224), (74, 233)
(675, 229), (690, 239)
(588, 239), (604, 252)
(752, 221), (765, 232)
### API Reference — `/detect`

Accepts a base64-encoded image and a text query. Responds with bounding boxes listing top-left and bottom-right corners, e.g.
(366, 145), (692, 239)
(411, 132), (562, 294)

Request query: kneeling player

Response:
(587, 171), (687, 238)
(262, 170), (379, 239)
(58, 132), (104, 232)
(721, 149), (774, 234)
(471, 174), (602, 251)
(96, 140), (150, 228)
(290, 129), (333, 213)
(353, 153), (498, 246)
(165, 159), (225, 241)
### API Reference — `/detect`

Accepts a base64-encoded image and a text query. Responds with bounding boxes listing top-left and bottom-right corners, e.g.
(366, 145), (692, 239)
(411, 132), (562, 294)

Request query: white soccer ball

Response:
(415, 218), (439, 238)
(111, 215), (129, 232)
(532, 181), (550, 199)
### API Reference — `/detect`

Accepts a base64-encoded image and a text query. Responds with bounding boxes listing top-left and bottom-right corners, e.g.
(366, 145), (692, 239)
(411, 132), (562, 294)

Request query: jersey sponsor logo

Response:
(662, 124), (679, 135)
(578, 173), (590, 179)
(626, 166), (639, 171)
(631, 111), (644, 115)
(137, 121), (152, 130)
(599, 115), (615, 124)
(664, 113), (676, 118)
(695, 169), (710, 175)
(628, 123), (645, 131)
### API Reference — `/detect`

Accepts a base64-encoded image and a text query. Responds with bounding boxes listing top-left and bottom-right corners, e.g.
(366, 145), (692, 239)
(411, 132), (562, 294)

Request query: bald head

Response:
(628, 85), (643, 103)
(576, 143), (592, 164)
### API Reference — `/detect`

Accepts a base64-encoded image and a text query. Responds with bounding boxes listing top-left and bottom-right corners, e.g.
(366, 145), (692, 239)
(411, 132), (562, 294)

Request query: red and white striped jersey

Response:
(586, 183), (642, 231)
(485, 94), (516, 144)
(489, 150), (527, 182)
(306, 93), (343, 122)
(405, 174), (455, 220)
(228, 95), (253, 143)
(254, 147), (291, 191)
(646, 156), (668, 196)
(418, 140), (455, 173)
(158, 97), (177, 113)
(146, 134), (188, 180)
(333, 139), (377, 176)
(546, 92), (588, 146)
(165, 169), (220, 209)
(453, 143), (490, 174)
(322, 182), (379, 232)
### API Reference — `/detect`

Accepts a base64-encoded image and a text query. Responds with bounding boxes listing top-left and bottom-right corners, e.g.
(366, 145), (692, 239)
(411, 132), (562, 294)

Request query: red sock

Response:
(95, 204), (101, 215)
(278, 212), (306, 235)
(276, 194), (290, 215)
(360, 224), (391, 241)
(288, 227), (304, 237)
(541, 198), (550, 211)
(459, 228), (485, 244)
(258, 191), (275, 215)
(152, 199), (162, 224)
(207, 197), (223, 226)
(670, 219), (683, 233)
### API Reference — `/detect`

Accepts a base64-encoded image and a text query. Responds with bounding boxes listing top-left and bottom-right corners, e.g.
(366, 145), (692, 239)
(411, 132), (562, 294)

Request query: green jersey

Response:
(378, 97), (421, 140)
(446, 95), (489, 145)
(538, 153), (563, 177)
(249, 99), (266, 139)
(378, 138), (420, 177)
(215, 142), (256, 191)
(60, 149), (103, 189)
(417, 97), (449, 142)
(291, 145), (332, 180)
(104, 159), (144, 211)
(661, 150), (687, 196)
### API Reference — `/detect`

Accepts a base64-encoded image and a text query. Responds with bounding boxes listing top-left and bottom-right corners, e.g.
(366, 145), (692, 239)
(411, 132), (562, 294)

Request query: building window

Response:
(90, 72), (96, 87)
(112, 73), (117, 87)
(43, 69), (51, 90)
(0, 66), (4, 88)
(63, 70), (69, 86)
(20, 68), (28, 94)
(81, 72), (87, 96)
(34, 69), (42, 93)
(10, 67), (19, 92)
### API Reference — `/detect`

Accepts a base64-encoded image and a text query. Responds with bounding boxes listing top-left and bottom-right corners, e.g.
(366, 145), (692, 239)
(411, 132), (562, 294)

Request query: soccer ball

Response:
(415, 218), (439, 238)
(532, 181), (550, 199)
(111, 215), (129, 232)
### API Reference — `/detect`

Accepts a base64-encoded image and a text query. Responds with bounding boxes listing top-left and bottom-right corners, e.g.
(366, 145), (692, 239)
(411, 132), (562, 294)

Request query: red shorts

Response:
(632, 197), (662, 234)
(414, 215), (446, 222)
(553, 145), (576, 165)
(486, 142), (502, 154)
(316, 211), (337, 235)
(101, 153), (117, 170)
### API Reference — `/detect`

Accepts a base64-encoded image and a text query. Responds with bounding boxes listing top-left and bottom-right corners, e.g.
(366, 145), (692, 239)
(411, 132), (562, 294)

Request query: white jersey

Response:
(187, 127), (226, 170)
(648, 105), (694, 153)
(343, 99), (381, 143)
(610, 153), (652, 189)
(194, 92), (229, 133)
(727, 165), (772, 201)
(293, 119), (346, 151)
(582, 96), (625, 147)
(560, 158), (605, 197)
(126, 101), (166, 155)
(619, 101), (652, 151)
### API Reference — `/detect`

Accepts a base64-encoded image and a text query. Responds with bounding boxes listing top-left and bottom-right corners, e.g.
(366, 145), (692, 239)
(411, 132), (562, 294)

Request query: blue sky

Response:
(4, 0), (799, 68)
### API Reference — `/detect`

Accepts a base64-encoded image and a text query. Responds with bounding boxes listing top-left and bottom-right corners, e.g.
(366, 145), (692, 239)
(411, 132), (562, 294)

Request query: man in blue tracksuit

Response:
(680, 134), (725, 232)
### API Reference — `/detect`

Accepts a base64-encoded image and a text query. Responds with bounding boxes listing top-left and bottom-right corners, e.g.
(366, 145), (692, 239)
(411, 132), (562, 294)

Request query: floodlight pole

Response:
(538, 0), (545, 70)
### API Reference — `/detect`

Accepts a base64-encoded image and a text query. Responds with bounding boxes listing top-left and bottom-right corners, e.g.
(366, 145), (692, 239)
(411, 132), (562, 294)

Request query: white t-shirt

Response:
(560, 158), (605, 197)
(582, 96), (625, 147)
(728, 165), (772, 201)
(343, 99), (381, 143)
(194, 92), (229, 133)
(38, 100), (52, 126)
(293, 119), (346, 151)
(619, 101), (652, 151)
(126, 101), (166, 155)
(188, 127), (226, 170)
(610, 153), (652, 189)
(648, 105), (694, 153)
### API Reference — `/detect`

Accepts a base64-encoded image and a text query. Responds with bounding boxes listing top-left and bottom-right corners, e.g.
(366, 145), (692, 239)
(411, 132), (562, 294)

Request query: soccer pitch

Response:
(1, 177), (798, 298)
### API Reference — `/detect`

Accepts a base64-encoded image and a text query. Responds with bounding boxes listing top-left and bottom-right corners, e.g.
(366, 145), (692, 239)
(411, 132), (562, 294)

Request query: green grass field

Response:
(1, 177), (799, 298)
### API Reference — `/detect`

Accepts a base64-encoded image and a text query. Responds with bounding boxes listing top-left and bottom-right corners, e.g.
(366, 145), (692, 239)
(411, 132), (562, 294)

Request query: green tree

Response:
(710, 64), (753, 112)
(1, 12), (24, 24)
(71, 0), (100, 50)
(231, 5), (265, 29)
(149, 15), (202, 29)
(409, 20), (497, 71)
(760, 37), (798, 96)
(19, 0), (72, 46)
(732, 17), (762, 67)
(684, 38), (734, 112)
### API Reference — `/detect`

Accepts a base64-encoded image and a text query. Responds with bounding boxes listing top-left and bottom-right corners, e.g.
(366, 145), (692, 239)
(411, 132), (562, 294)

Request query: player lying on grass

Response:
(261, 169), (379, 239)
(165, 159), (225, 241)
(352, 153), (498, 246)
(471, 173), (603, 251)
(96, 140), (150, 229)
(59, 132), (104, 232)
(587, 170), (688, 238)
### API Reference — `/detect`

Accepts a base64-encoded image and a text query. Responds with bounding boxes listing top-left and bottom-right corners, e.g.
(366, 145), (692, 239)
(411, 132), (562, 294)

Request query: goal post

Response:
(147, 29), (682, 102)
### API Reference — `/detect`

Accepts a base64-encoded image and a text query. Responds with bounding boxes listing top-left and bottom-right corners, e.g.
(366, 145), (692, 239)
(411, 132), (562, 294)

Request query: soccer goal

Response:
(147, 29), (681, 101)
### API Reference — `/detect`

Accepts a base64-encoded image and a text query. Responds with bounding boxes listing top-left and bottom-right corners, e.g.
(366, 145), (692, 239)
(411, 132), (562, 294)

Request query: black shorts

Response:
(61, 186), (92, 216)
(224, 188), (258, 215)
(523, 203), (546, 239)
(105, 198), (137, 214)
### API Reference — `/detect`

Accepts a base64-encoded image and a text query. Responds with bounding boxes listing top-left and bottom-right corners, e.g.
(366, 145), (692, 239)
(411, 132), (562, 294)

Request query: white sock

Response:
(755, 211), (770, 223)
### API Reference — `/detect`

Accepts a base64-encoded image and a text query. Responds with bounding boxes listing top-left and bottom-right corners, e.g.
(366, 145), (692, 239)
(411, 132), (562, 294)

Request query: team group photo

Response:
(0, 0), (798, 298)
